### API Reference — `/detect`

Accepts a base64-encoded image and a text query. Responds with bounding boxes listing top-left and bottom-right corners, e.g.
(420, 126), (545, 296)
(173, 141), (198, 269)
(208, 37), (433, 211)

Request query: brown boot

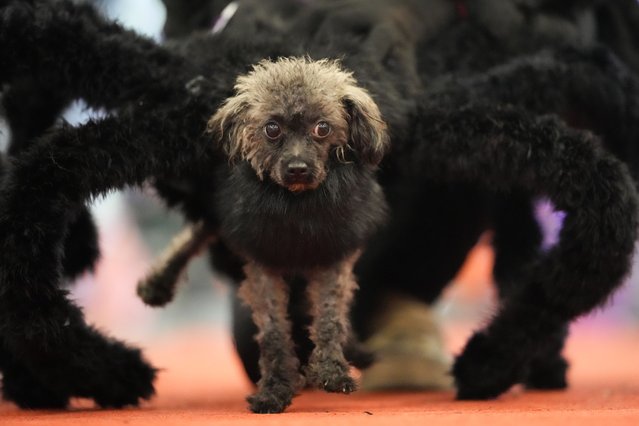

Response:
(361, 294), (452, 391)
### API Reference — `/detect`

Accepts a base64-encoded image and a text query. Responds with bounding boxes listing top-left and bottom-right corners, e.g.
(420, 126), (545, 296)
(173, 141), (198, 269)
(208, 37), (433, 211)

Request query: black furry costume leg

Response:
(408, 105), (638, 398)
(490, 193), (569, 390)
(419, 44), (639, 395)
(0, 1), (216, 407)
(0, 110), (216, 407)
(0, 23), (101, 281)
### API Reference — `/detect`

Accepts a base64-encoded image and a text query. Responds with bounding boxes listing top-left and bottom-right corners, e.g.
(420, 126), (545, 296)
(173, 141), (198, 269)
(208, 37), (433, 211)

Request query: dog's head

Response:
(207, 57), (389, 192)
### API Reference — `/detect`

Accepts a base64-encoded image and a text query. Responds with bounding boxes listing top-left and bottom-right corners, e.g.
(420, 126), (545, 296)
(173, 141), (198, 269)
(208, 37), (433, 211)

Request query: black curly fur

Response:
(408, 104), (638, 397)
(1, 0), (639, 412)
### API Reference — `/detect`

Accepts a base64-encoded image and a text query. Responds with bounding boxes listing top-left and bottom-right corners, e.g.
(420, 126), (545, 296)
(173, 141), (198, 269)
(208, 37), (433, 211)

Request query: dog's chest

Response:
(215, 165), (387, 270)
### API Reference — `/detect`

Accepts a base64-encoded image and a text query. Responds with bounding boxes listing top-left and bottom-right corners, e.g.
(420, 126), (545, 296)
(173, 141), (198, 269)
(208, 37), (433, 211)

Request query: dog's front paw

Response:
(453, 331), (528, 400)
(321, 373), (357, 394)
(305, 360), (357, 394)
(247, 387), (294, 414)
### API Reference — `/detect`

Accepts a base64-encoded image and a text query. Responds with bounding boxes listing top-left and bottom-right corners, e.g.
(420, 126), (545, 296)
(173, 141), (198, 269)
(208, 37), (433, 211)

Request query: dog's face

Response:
(208, 57), (389, 192)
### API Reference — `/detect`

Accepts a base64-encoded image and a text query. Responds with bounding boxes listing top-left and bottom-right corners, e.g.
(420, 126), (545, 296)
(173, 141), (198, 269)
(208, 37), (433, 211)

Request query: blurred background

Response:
(1, 0), (638, 377)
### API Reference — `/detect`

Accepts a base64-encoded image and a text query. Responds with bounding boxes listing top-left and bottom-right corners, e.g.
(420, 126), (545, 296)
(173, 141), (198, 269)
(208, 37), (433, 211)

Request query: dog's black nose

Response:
(286, 161), (309, 178)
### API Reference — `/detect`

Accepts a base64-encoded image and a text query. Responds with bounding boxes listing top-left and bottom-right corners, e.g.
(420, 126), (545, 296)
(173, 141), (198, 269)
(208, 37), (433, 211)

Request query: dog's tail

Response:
(137, 221), (216, 307)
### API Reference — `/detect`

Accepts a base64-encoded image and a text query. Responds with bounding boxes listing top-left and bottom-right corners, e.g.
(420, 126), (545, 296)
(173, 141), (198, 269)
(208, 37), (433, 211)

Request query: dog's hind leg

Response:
(137, 221), (216, 307)
(238, 262), (303, 414)
(304, 253), (360, 394)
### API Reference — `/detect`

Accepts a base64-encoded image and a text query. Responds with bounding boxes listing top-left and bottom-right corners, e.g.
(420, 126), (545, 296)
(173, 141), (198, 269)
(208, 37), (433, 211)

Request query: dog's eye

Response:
(264, 121), (282, 140)
(312, 121), (331, 139)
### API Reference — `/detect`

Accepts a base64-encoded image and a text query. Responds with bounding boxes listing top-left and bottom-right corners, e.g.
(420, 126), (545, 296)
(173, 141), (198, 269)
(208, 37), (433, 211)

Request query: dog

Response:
(138, 57), (389, 413)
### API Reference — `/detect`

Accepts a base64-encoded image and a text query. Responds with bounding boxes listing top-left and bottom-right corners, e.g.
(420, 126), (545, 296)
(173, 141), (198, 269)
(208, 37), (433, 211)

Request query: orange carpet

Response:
(2, 323), (638, 426)
(2, 241), (639, 425)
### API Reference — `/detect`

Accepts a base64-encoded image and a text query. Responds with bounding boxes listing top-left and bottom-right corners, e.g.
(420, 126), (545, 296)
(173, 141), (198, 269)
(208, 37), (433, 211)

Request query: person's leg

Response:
(352, 183), (490, 390)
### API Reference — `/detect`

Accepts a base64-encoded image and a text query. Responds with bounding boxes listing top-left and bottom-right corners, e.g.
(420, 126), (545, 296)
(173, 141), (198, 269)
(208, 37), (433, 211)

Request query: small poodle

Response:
(138, 57), (389, 413)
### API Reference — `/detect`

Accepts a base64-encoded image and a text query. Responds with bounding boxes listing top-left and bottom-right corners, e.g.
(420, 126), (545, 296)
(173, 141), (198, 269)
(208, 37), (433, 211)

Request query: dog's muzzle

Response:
(283, 160), (316, 192)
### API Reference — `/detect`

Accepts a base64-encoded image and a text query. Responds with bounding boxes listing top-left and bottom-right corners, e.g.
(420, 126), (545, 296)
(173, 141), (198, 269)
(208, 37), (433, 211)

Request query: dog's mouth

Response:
(281, 172), (322, 192)
(277, 161), (323, 193)
(285, 181), (319, 193)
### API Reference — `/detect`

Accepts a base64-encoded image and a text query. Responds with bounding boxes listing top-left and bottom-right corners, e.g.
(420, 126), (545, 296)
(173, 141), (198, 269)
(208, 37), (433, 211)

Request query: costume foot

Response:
(2, 371), (70, 409)
(525, 355), (568, 390)
(89, 344), (157, 408)
(3, 389), (70, 409)
(14, 324), (157, 408)
(453, 331), (527, 400)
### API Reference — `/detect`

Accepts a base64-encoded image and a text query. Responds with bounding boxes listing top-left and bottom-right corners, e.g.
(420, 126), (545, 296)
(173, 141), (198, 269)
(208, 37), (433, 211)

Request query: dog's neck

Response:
(215, 161), (388, 271)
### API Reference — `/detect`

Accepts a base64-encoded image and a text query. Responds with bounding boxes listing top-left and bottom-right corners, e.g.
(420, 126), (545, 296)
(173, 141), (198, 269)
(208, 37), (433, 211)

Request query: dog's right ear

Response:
(206, 95), (249, 161)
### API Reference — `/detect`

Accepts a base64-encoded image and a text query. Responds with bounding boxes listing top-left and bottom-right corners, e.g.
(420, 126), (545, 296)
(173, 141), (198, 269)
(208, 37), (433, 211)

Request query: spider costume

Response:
(0, 0), (638, 410)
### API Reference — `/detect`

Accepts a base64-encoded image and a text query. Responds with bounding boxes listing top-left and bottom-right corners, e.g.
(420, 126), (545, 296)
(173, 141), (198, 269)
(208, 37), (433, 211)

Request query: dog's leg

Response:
(304, 254), (359, 393)
(238, 262), (302, 414)
(137, 221), (216, 307)
(232, 279), (371, 386)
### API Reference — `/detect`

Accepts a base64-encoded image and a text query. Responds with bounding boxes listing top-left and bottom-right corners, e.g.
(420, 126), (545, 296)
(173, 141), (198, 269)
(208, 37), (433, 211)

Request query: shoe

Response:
(360, 294), (453, 391)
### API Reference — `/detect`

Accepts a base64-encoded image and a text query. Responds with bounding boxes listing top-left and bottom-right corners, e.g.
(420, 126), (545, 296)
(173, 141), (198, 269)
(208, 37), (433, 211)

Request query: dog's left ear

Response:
(342, 85), (389, 166)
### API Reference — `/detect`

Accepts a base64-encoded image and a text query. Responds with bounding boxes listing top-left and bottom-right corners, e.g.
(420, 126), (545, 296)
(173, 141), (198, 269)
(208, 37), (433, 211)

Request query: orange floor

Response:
(2, 322), (638, 426)
(2, 243), (639, 424)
